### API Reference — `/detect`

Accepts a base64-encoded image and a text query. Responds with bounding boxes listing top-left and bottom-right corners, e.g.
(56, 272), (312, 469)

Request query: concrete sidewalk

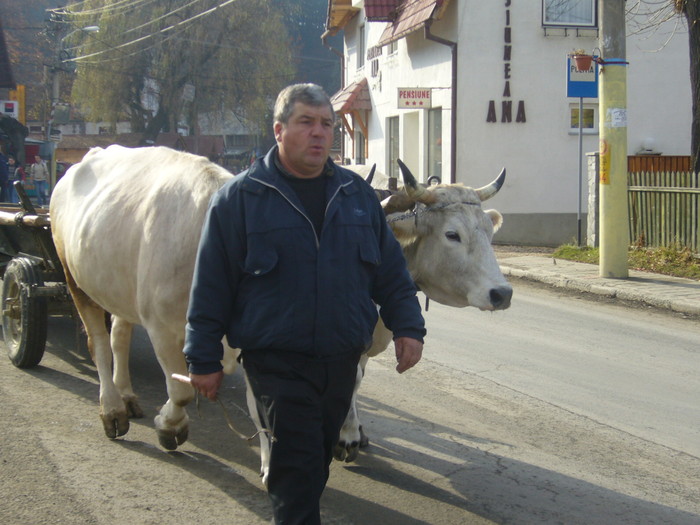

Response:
(497, 254), (700, 317)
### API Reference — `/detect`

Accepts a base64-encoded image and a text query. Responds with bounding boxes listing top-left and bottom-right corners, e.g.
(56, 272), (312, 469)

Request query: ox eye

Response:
(445, 231), (461, 242)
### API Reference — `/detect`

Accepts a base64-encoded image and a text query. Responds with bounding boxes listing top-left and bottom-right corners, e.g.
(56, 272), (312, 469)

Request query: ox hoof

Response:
(333, 441), (360, 463)
(359, 425), (369, 448)
(157, 426), (189, 451)
(100, 412), (130, 439)
(333, 425), (369, 462)
(124, 397), (144, 419)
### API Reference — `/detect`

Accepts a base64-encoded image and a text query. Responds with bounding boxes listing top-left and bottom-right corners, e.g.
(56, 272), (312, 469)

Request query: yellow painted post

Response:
(598, 0), (629, 278)
(8, 85), (26, 124)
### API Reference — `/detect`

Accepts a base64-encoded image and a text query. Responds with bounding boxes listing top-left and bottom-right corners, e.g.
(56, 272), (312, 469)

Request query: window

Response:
(427, 108), (442, 180)
(569, 104), (598, 134)
(543, 0), (596, 28)
(355, 129), (366, 164)
(387, 116), (400, 178)
(388, 39), (398, 55)
(357, 24), (365, 69)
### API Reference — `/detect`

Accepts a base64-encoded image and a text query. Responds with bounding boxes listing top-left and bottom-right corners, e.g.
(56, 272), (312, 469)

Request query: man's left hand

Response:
(394, 337), (423, 373)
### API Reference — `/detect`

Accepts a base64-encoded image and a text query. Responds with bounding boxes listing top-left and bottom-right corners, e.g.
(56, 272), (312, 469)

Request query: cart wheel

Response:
(2, 257), (48, 368)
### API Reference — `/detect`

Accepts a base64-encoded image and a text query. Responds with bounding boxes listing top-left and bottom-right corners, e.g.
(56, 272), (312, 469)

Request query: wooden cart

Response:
(0, 184), (73, 368)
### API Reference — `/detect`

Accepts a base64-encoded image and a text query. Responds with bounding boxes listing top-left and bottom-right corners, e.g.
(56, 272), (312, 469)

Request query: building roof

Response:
(378, 0), (451, 46)
(365, 0), (401, 22)
(0, 19), (16, 89)
(57, 132), (224, 157)
(57, 133), (143, 150)
(325, 0), (360, 36)
(157, 133), (224, 157)
(330, 78), (371, 114)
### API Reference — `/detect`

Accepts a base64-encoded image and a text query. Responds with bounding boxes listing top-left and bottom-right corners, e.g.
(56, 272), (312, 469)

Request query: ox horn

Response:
(364, 164), (377, 185)
(397, 158), (434, 204)
(475, 167), (506, 202)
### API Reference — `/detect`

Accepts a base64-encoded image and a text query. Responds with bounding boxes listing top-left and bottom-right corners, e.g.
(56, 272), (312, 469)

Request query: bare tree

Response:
(628, 0), (700, 172)
(62, 0), (296, 144)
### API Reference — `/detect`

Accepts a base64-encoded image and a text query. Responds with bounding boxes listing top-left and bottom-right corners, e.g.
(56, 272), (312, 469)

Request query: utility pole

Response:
(598, 0), (629, 278)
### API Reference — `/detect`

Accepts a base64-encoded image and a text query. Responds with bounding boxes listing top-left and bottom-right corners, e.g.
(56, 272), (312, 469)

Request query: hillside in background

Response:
(292, 0), (342, 95)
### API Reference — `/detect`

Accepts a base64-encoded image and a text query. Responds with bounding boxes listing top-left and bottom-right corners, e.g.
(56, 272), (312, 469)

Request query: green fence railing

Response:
(628, 170), (699, 252)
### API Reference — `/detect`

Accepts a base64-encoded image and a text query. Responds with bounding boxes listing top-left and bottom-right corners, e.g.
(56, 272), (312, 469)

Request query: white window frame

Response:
(357, 24), (365, 70)
(387, 116), (400, 178)
(354, 129), (366, 164)
(542, 0), (596, 28)
(568, 103), (598, 135)
(388, 39), (398, 56)
(427, 108), (442, 181)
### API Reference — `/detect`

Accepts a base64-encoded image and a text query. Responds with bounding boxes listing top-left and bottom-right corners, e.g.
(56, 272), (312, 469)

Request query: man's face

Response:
(275, 102), (334, 178)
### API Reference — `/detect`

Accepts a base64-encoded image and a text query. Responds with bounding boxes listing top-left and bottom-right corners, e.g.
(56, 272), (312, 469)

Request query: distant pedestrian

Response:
(8, 157), (26, 204)
(30, 155), (49, 206)
(0, 152), (9, 202)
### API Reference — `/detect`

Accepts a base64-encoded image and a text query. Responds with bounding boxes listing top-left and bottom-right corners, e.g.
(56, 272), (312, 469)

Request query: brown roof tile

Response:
(330, 78), (371, 114)
(377, 0), (450, 46)
(365, 0), (401, 22)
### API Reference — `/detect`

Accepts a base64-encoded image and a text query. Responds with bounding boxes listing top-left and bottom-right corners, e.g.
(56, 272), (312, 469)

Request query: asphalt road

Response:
(1, 279), (698, 524)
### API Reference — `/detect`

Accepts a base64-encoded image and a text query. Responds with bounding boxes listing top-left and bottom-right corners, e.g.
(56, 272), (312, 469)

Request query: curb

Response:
(500, 264), (700, 317)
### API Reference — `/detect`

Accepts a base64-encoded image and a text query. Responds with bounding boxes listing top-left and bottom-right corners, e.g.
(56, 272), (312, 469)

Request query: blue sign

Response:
(567, 57), (599, 98)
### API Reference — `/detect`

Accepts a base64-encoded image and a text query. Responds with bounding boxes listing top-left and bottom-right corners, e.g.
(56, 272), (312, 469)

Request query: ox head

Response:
(381, 159), (512, 311)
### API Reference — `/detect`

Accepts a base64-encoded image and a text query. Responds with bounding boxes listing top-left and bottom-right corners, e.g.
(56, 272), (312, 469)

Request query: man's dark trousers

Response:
(243, 349), (361, 525)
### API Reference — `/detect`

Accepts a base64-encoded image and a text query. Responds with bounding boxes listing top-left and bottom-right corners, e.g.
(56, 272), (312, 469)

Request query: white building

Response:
(324, 0), (691, 245)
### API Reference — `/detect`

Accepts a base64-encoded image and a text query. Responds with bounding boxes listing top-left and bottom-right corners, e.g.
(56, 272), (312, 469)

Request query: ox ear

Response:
(384, 209), (419, 243)
(485, 209), (504, 234)
(476, 168), (506, 202)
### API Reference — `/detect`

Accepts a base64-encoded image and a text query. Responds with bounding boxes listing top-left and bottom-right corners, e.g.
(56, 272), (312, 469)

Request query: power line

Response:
(63, 0), (240, 63)
(49, 0), (158, 18)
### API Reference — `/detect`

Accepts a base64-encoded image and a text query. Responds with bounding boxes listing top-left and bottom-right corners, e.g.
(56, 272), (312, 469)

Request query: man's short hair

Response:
(274, 83), (335, 125)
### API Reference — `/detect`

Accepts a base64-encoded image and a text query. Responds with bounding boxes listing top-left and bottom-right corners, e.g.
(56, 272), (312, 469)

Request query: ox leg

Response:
(333, 357), (368, 462)
(334, 321), (393, 462)
(244, 366), (271, 486)
(110, 316), (144, 419)
(148, 330), (193, 451)
(64, 272), (129, 439)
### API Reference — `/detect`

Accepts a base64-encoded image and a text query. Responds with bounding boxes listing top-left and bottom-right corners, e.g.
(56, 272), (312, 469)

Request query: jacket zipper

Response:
(250, 176), (353, 249)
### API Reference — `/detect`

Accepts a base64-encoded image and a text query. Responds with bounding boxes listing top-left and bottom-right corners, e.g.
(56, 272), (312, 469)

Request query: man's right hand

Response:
(189, 370), (224, 401)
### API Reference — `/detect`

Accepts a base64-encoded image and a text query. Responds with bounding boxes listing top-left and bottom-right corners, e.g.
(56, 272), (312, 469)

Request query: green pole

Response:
(598, 0), (629, 278)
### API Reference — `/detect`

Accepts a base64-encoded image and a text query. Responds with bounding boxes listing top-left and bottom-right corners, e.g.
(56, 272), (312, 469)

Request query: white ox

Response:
(50, 145), (234, 449)
(50, 145), (510, 477)
(332, 160), (512, 461)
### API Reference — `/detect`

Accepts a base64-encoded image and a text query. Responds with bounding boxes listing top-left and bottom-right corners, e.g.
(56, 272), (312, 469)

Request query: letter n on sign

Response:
(398, 88), (432, 108)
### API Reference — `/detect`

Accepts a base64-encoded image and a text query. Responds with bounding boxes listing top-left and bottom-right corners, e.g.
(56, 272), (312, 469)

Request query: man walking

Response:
(30, 155), (49, 206)
(184, 83), (425, 524)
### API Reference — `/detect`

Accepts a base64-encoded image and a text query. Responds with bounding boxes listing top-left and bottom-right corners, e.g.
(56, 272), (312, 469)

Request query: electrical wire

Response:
(48, 0), (158, 18)
(63, 0), (240, 63)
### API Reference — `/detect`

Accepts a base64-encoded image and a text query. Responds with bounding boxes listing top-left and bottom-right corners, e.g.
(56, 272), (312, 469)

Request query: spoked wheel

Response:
(2, 257), (48, 368)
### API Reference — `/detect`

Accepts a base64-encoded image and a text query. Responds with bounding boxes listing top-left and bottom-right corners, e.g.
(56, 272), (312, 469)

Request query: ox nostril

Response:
(489, 286), (513, 309)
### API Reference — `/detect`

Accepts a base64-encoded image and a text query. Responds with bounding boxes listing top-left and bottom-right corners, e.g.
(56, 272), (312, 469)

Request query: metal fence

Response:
(628, 169), (699, 252)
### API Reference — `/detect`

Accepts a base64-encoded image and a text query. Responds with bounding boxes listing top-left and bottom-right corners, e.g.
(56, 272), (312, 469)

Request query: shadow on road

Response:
(11, 316), (699, 525)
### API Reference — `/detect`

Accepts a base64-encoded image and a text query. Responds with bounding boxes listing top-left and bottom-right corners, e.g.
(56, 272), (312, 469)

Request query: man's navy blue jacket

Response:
(184, 147), (426, 374)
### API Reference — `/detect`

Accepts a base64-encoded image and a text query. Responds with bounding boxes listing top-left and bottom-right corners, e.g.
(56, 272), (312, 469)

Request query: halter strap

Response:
(386, 201), (480, 224)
